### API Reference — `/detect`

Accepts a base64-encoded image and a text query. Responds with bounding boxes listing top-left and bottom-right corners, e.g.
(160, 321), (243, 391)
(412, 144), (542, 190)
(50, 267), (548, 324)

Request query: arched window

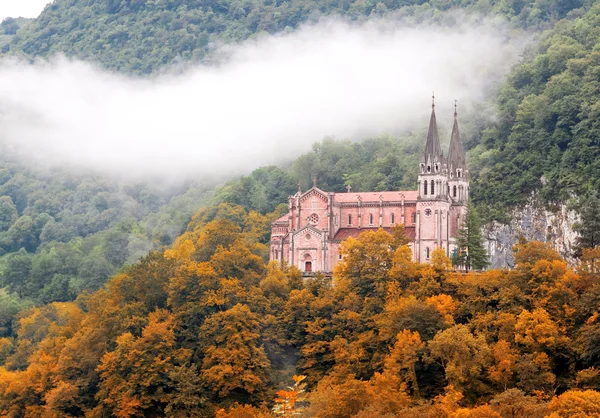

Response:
(420, 164), (425, 173)
(305, 261), (312, 272)
(348, 214), (352, 225)
(412, 212), (416, 223)
(275, 250), (278, 260)
(457, 169), (462, 178)
(435, 164), (439, 172)
(369, 214), (373, 225)
(453, 185), (457, 198)
(391, 213), (395, 224)
(427, 165), (431, 173)
(431, 180), (435, 195)
(424, 181), (428, 195)
(426, 247), (430, 260)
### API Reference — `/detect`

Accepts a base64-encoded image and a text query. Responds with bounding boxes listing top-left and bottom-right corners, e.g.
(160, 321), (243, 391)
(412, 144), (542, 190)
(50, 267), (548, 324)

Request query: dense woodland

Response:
(0, 203), (599, 416)
(0, 0), (599, 415)
(3, 0), (588, 74)
(0, 157), (214, 338)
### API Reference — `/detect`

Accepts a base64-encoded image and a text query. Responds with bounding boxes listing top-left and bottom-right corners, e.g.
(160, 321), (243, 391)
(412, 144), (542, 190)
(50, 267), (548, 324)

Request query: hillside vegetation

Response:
(210, 3), (600, 222)
(3, 0), (587, 74)
(1, 203), (600, 416)
(0, 156), (214, 336)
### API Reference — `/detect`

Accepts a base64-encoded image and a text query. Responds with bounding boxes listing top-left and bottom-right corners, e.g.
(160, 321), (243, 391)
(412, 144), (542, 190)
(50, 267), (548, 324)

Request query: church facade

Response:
(269, 100), (469, 274)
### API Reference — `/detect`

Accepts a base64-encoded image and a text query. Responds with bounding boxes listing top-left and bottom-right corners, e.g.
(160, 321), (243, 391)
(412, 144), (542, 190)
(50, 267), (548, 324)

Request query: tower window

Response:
(412, 212), (416, 223)
(453, 185), (457, 198)
(435, 164), (439, 172)
(348, 214), (352, 225)
(369, 214), (373, 225)
(391, 213), (395, 224)
(275, 250), (278, 260)
(427, 165), (431, 173)
(457, 169), (462, 178)
(424, 181), (428, 195)
(426, 247), (430, 260)
(431, 180), (435, 195)
(420, 164), (425, 173)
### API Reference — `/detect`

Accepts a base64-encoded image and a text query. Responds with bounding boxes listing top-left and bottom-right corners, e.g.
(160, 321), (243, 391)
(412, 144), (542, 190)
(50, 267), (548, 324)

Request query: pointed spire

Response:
(447, 101), (466, 173)
(422, 93), (443, 164)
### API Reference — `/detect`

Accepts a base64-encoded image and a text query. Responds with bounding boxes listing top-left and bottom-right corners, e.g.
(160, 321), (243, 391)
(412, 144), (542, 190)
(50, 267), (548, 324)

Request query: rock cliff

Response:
(484, 200), (578, 269)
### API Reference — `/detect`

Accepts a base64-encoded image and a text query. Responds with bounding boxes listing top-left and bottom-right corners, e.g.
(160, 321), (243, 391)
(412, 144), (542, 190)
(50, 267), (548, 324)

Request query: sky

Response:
(0, 0), (50, 21)
(0, 18), (526, 181)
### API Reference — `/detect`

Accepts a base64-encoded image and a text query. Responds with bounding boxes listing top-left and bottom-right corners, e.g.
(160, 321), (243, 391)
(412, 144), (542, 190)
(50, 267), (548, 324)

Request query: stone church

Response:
(269, 99), (469, 274)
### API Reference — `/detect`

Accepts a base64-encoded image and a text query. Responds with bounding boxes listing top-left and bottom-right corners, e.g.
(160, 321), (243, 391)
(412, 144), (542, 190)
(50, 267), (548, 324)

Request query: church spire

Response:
(447, 100), (466, 174)
(421, 92), (443, 165)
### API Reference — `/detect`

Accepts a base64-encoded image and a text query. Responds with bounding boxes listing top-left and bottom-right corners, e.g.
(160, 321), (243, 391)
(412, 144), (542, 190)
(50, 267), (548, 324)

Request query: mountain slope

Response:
(4, 0), (586, 74)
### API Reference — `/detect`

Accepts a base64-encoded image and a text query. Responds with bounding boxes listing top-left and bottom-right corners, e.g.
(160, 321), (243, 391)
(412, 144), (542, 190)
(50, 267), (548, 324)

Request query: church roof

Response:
(333, 226), (416, 241)
(273, 214), (289, 224)
(447, 106), (466, 172)
(421, 100), (444, 164)
(333, 190), (418, 203)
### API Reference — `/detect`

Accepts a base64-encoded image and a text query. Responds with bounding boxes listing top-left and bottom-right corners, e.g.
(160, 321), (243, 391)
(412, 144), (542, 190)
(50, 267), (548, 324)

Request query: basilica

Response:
(269, 99), (469, 274)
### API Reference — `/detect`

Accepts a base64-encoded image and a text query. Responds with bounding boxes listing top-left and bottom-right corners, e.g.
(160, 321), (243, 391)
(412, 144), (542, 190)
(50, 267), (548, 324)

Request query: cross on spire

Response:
(454, 99), (457, 117)
(432, 91), (435, 109)
(312, 177), (317, 188)
(346, 184), (352, 193)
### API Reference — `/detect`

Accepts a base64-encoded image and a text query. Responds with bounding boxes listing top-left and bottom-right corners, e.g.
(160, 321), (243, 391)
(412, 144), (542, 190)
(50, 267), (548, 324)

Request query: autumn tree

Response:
(334, 229), (394, 299)
(272, 375), (307, 417)
(546, 389), (600, 417)
(383, 329), (425, 395)
(95, 310), (201, 417)
(428, 325), (492, 397)
(198, 304), (271, 403)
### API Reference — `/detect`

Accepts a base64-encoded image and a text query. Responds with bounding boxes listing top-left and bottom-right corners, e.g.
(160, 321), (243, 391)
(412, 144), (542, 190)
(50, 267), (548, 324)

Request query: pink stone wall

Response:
(292, 228), (323, 272)
(269, 186), (462, 271)
(297, 190), (329, 232)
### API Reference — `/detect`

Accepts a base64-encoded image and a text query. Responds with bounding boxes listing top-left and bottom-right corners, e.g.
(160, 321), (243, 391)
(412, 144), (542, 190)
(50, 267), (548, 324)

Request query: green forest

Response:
(0, 0), (599, 415)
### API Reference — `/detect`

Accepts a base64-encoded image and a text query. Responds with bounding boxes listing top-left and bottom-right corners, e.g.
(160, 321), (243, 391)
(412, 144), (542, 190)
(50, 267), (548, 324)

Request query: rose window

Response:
(425, 208), (432, 217)
(307, 213), (319, 225)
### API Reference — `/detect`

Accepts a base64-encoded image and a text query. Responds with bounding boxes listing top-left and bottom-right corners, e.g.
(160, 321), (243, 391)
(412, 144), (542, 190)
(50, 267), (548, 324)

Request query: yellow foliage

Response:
(514, 308), (570, 351)
(164, 239), (196, 260)
(431, 247), (452, 272)
(546, 389), (600, 417)
(426, 294), (458, 325)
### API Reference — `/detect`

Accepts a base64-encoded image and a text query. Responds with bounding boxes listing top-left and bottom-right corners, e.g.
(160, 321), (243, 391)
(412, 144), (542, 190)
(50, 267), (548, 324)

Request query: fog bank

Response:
(0, 18), (525, 180)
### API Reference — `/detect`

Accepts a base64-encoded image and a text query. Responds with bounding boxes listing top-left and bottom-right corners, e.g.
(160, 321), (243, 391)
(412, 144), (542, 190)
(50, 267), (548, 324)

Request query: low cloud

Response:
(0, 18), (525, 180)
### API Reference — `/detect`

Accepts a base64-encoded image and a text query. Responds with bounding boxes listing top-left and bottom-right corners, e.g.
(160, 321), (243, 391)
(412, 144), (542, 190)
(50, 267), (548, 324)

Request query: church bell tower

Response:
(415, 94), (452, 261)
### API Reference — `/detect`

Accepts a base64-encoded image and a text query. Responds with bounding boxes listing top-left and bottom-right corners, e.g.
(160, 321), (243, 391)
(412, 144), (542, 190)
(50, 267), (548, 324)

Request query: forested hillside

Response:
(3, 0), (587, 74)
(212, 2), (600, 222)
(1, 203), (600, 416)
(0, 155), (214, 338)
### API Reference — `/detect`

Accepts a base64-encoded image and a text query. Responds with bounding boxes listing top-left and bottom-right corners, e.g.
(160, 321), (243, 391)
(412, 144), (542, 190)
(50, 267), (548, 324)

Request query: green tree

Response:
(454, 202), (488, 272)
(0, 197), (18, 232)
(572, 192), (600, 257)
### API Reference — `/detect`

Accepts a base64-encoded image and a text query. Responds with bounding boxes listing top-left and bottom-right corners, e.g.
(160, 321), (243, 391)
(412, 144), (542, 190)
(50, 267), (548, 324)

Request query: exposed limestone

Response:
(484, 200), (578, 269)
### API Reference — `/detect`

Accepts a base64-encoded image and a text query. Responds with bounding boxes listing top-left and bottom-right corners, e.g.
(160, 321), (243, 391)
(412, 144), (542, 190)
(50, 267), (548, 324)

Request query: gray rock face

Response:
(484, 201), (578, 269)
